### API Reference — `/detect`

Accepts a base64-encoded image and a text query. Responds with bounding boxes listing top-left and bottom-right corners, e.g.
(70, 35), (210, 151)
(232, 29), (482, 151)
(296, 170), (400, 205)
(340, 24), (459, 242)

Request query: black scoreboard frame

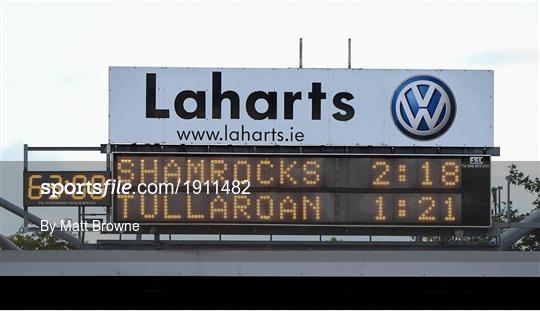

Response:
(23, 171), (112, 207)
(109, 145), (494, 235)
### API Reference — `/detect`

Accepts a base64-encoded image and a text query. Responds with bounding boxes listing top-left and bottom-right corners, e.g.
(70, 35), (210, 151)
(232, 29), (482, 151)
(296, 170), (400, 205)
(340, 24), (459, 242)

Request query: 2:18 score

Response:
(371, 159), (461, 188)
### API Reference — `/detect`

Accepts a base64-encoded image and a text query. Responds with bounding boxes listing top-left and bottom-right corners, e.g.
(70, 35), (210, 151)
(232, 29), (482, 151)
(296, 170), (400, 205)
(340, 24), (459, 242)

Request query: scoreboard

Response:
(19, 67), (495, 238)
(102, 67), (495, 235)
(24, 171), (111, 207)
(112, 154), (490, 227)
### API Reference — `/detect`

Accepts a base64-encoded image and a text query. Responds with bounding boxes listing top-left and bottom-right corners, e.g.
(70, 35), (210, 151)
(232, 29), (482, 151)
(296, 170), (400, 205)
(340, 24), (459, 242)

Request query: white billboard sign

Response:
(109, 67), (493, 147)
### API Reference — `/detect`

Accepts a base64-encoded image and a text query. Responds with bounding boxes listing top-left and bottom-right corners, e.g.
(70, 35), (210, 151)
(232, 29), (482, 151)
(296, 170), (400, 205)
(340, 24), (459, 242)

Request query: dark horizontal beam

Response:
(23, 144), (501, 156)
(27, 146), (101, 151)
(99, 225), (491, 236)
(104, 144), (500, 156)
(93, 240), (498, 251)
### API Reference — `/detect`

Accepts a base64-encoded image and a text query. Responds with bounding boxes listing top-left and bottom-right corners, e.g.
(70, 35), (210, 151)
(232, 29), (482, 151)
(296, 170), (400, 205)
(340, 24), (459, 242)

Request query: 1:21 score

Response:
(372, 194), (460, 223)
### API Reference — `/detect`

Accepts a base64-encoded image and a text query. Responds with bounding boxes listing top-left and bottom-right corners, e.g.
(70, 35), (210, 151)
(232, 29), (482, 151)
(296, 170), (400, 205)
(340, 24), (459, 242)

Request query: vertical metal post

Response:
(493, 187), (497, 214)
(23, 144), (28, 170)
(347, 38), (351, 69)
(506, 178), (512, 222)
(299, 38), (303, 68)
(106, 144), (111, 223)
(23, 144), (28, 231)
(77, 206), (82, 249)
(497, 187), (502, 214)
(81, 206), (86, 249)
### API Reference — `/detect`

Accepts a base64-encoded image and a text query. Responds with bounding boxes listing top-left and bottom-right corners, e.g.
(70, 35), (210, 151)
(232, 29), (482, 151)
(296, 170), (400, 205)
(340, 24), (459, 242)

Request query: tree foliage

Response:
(504, 164), (540, 251)
(8, 226), (74, 250)
(507, 164), (540, 208)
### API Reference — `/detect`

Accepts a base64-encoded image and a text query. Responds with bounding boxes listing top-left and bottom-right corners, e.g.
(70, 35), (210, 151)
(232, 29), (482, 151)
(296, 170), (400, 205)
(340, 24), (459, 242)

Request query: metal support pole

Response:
(106, 144), (111, 223)
(491, 187), (497, 214)
(299, 38), (303, 68)
(23, 144), (28, 231)
(507, 178), (512, 222)
(0, 234), (21, 250)
(77, 206), (82, 249)
(498, 187), (502, 214)
(500, 209), (540, 250)
(23, 144), (28, 171)
(0, 197), (80, 248)
(348, 38), (351, 69)
(81, 206), (86, 249)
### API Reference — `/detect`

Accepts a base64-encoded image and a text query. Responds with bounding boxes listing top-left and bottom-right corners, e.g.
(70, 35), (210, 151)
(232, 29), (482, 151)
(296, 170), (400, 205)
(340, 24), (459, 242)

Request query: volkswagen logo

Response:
(391, 76), (456, 140)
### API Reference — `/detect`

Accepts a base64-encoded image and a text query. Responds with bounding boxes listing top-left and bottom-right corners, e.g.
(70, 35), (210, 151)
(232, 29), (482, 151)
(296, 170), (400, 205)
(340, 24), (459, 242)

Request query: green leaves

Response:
(507, 164), (540, 208)
(8, 226), (74, 250)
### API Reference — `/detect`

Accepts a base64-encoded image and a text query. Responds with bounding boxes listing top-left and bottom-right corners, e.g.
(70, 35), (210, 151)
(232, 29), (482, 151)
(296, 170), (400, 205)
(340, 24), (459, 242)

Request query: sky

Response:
(0, 0), (539, 162)
(0, 1), (539, 238)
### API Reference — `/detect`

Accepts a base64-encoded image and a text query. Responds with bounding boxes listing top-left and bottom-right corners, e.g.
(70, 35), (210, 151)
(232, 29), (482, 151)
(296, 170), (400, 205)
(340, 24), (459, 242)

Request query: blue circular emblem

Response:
(391, 75), (456, 140)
